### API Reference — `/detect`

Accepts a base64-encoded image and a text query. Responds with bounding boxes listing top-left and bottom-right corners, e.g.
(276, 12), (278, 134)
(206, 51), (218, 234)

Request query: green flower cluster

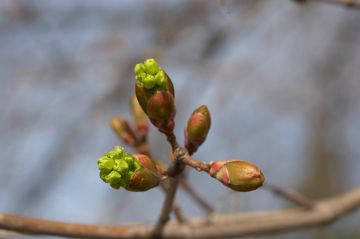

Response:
(134, 58), (166, 90)
(98, 146), (141, 189)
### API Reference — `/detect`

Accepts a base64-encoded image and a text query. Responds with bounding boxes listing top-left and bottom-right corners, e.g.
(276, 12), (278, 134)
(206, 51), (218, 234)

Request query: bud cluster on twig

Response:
(97, 58), (265, 195)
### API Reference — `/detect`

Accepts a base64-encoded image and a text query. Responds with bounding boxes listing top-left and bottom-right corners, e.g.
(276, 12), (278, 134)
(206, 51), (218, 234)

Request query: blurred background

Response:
(1, 0), (360, 238)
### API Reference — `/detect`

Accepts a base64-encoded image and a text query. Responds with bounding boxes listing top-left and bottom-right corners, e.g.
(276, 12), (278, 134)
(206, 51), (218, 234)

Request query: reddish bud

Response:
(126, 154), (161, 192)
(130, 95), (148, 136)
(146, 91), (176, 133)
(109, 117), (137, 145)
(209, 160), (264, 192)
(185, 105), (211, 154)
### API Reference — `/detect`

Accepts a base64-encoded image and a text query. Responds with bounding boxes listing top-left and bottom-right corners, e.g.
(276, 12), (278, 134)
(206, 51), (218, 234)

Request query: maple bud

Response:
(98, 146), (161, 191)
(209, 160), (264, 192)
(109, 117), (137, 145)
(134, 58), (176, 133)
(185, 105), (211, 154)
(130, 95), (148, 136)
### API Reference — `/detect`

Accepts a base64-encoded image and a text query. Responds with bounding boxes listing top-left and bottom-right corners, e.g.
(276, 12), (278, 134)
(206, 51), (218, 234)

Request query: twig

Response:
(152, 177), (181, 238)
(1, 187), (360, 238)
(180, 153), (210, 173)
(264, 183), (314, 209)
(168, 140), (214, 214)
(165, 132), (179, 152)
(135, 140), (186, 223)
(153, 132), (185, 237)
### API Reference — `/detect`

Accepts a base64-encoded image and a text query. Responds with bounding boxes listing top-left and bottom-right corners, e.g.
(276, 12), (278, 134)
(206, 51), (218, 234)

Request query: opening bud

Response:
(97, 146), (161, 191)
(130, 95), (148, 136)
(109, 117), (137, 145)
(209, 160), (265, 192)
(134, 58), (175, 113)
(185, 105), (211, 154)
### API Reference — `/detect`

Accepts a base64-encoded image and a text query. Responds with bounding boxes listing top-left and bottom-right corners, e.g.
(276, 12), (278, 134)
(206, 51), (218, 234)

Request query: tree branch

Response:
(1, 187), (360, 238)
(295, 0), (360, 7)
(153, 132), (184, 237)
(152, 176), (181, 238)
(264, 182), (314, 209)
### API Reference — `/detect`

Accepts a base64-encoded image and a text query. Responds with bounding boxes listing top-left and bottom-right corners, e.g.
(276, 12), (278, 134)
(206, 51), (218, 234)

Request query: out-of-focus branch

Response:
(264, 183), (314, 209)
(1, 187), (360, 238)
(0, 229), (23, 238)
(294, 0), (360, 7)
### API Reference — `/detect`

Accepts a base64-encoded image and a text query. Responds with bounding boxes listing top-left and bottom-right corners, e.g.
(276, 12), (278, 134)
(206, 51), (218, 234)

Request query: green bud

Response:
(143, 75), (156, 89)
(97, 146), (161, 191)
(185, 105), (211, 154)
(130, 95), (149, 136)
(144, 58), (160, 75)
(109, 117), (137, 145)
(134, 58), (167, 91)
(134, 63), (145, 76)
(209, 160), (265, 192)
(98, 156), (115, 174)
(106, 171), (122, 189)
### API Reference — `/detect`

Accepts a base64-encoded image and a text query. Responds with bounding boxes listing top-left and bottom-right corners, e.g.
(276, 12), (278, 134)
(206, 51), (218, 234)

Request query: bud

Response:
(185, 105), (211, 154)
(134, 58), (174, 97)
(209, 160), (265, 192)
(109, 117), (137, 145)
(98, 146), (161, 191)
(134, 58), (176, 133)
(130, 95), (148, 136)
(146, 91), (175, 133)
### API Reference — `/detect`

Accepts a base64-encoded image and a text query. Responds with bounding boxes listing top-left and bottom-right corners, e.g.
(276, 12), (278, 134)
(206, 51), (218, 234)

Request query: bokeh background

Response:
(1, 0), (360, 238)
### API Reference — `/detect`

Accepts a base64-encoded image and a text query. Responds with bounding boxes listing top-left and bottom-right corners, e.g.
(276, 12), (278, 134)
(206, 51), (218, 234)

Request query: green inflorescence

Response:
(97, 146), (141, 189)
(134, 58), (166, 90)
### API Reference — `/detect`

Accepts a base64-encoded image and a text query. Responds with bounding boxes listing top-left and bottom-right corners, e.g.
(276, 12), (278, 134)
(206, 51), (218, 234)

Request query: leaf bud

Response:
(185, 105), (211, 154)
(209, 160), (264, 192)
(109, 117), (137, 145)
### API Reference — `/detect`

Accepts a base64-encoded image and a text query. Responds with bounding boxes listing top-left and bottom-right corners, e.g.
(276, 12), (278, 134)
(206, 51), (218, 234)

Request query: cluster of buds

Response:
(97, 146), (161, 191)
(98, 58), (266, 195)
(134, 58), (175, 133)
(185, 105), (211, 154)
(209, 160), (265, 192)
